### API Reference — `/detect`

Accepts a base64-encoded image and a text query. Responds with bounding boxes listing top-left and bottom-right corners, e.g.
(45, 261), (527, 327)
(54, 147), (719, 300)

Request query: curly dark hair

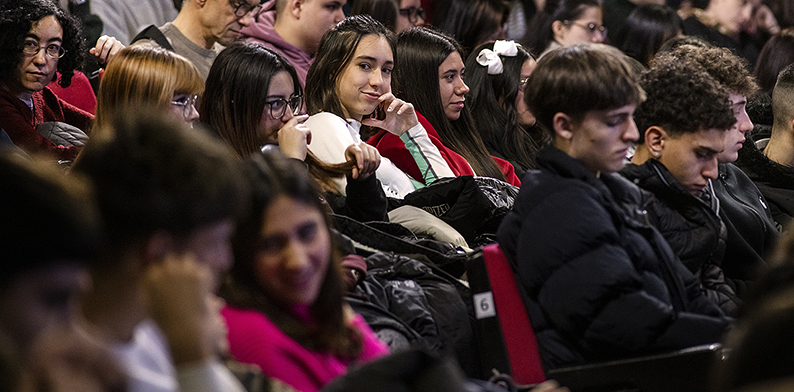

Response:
(0, 0), (86, 88)
(652, 45), (758, 97)
(634, 60), (736, 144)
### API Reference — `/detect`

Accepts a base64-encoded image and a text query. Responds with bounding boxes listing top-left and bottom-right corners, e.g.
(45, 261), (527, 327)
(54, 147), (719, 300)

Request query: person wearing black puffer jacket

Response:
(655, 45), (779, 298)
(622, 59), (740, 316)
(735, 64), (794, 234)
(497, 44), (731, 372)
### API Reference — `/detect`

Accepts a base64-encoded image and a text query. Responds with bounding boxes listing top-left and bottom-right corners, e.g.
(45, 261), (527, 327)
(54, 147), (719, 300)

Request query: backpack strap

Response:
(131, 25), (174, 51)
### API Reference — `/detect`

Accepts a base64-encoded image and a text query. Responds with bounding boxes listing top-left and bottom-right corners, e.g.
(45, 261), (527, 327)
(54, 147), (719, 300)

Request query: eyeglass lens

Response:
(399, 7), (425, 24)
(269, 96), (303, 119)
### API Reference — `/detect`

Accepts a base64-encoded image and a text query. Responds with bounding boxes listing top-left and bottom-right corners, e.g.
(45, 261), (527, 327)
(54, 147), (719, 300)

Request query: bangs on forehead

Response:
(550, 45), (644, 114)
(172, 60), (204, 95)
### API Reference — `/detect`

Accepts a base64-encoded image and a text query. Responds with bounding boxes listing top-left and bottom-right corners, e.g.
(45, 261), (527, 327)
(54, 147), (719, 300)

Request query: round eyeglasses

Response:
(564, 20), (607, 40)
(399, 7), (426, 24)
(171, 94), (199, 121)
(22, 40), (67, 59)
(231, 0), (262, 18)
(265, 95), (303, 119)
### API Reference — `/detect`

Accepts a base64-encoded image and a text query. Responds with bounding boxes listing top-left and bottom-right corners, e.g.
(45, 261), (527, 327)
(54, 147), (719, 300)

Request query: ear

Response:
(551, 20), (567, 42)
(143, 231), (176, 266)
(644, 126), (667, 158)
(552, 112), (573, 140)
(291, 0), (304, 18)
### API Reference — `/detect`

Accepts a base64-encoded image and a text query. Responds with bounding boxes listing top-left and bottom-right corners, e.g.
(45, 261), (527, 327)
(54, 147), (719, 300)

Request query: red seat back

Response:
(481, 243), (546, 384)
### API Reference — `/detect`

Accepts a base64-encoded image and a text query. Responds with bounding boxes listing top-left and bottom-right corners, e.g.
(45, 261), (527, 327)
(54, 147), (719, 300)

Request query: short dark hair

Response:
(0, 151), (100, 283)
(306, 15), (395, 116)
(524, 44), (645, 139)
(72, 106), (248, 250)
(0, 0), (86, 88)
(654, 45), (759, 97)
(772, 63), (794, 136)
(221, 151), (361, 358)
(201, 41), (302, 157)
(634, 60), (735, 143)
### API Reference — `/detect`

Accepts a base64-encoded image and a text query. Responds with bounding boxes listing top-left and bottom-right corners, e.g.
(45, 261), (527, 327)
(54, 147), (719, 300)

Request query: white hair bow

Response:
(476, 40), (518, 75)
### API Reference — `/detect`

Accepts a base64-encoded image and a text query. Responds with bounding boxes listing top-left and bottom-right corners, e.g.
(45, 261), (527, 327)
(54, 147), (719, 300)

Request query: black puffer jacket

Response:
(735, 136), (794, 232)
(620, 160), (739, 316)
(497, 146), (732, 371)
(712, 162), (778, 296)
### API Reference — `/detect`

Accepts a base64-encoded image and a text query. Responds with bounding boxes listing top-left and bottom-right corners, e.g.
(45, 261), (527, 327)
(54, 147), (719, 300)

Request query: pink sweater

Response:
(222, 306), (388, 392)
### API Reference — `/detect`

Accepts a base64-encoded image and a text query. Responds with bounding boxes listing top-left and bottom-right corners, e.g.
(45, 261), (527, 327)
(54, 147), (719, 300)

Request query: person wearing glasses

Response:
(93, 44), (204, 131)
(241, 0), (346, 88)
(201, 41), (388, 222)
(131, 0), (262, 80)
(0, 0), (92, 161)
(464, 40), (544, 177)
(523, 0), (605, 58)
(351, 0), (425, 33)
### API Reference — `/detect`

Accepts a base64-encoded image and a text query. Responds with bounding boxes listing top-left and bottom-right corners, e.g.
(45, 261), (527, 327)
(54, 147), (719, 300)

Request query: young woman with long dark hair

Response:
(304, 15), (454, 199)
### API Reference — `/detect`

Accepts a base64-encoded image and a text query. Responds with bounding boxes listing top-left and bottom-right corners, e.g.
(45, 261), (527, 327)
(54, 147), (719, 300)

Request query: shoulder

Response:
(222, 306), (275, 330)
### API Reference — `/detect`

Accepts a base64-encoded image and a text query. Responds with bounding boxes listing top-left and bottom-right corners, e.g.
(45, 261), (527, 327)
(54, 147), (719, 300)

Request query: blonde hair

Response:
(94, 44), (203, 132)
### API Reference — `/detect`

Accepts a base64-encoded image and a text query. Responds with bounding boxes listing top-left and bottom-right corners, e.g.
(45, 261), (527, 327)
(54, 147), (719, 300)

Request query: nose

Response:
(282, 107), (294, 123)
(334, 8), (345, 23)
(284, 240), (310, 271)
(738, 110), (753, 134)
(703, 157), (720, 180)
(591, 31), (605, 43)
(239, 11), (254, 27)
(415, 14), (425, 26)
(624, 118), (639, 142)
(369, 69), (384, 88)
(186, 103), (200, 123)
(32, 48), (48, 65)
(455, 78), (469, 96)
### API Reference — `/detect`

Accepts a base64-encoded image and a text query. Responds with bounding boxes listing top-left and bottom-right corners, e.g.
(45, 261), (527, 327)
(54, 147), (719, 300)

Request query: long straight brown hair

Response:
(220, 151), (363, 357)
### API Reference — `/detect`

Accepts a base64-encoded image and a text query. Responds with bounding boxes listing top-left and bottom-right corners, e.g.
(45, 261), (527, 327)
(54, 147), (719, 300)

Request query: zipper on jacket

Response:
(716, 175), (767, 237)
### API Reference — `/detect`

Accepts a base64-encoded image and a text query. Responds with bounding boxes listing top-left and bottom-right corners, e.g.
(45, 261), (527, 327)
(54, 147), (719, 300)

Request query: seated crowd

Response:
(4, 0), (794, 391)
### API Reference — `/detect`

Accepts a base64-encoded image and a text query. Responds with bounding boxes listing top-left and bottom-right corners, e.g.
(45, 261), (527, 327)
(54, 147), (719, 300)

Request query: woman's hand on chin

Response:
(277, 114), (311, 161)
(361, 93), (419, 137)
(344, 142), (381, 180)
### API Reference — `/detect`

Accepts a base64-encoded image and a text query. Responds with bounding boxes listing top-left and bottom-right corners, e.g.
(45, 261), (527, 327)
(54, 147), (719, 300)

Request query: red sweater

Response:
(367, 113), (520, 186)
(0, 85), (93, 160)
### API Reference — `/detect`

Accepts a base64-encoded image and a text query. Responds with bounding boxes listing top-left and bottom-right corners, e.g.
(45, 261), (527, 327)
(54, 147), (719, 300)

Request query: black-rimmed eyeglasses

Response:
(399, 7), (426, 24)
(266, 95), (303, 119)
(231, 0), (262, 18)
(22, 40), (67, 59)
